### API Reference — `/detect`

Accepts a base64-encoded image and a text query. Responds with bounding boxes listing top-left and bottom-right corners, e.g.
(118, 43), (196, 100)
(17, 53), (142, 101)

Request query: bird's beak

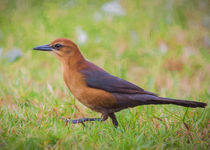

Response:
(33, 44), (53, 51)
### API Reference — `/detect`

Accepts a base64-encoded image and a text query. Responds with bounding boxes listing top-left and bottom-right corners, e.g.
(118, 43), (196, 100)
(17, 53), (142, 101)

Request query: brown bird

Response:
(33, 38), (207, 127)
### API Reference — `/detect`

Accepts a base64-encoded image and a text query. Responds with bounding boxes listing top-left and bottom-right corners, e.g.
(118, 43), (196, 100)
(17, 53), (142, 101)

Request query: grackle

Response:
(33, 38), (207, 127)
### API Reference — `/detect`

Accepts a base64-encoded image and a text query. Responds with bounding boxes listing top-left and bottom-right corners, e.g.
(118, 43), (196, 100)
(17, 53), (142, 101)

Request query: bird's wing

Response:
(80, 62), (157, 96)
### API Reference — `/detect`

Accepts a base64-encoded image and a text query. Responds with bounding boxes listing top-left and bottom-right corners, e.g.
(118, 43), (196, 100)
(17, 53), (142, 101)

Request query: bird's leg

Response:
(101, 113), (108, 121)
(63, 113), (108, 126)
(64, 118), (102, 124)
(108, 113), (118, 128)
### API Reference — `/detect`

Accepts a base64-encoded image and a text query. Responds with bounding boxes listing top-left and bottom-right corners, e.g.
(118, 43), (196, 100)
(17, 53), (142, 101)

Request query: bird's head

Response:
(33, 38), (82, 61)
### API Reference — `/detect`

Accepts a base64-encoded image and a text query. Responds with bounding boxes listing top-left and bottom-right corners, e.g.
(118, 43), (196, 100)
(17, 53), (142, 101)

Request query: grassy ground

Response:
(0, 0), (209, 149)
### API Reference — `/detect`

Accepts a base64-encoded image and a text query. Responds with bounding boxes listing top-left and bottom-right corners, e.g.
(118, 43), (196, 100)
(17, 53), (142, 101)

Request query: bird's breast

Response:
(63, 70), (85, 98)
(62, 69), (117, 113)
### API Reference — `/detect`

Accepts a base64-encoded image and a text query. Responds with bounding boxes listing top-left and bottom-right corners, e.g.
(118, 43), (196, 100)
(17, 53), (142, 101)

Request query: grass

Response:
(0, 0), (209, 149)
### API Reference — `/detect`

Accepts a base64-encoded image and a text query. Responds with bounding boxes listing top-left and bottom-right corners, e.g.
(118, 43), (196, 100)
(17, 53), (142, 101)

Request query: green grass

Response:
(0, 0), (209, 149)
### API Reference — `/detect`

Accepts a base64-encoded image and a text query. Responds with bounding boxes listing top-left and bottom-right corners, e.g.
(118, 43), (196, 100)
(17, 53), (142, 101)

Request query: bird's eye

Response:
(54, 44), (62, 49)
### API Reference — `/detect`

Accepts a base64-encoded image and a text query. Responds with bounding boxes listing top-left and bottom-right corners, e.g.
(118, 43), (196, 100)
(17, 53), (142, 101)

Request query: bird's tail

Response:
(151, 97), (207, 108)
(113, 93), (207, 108)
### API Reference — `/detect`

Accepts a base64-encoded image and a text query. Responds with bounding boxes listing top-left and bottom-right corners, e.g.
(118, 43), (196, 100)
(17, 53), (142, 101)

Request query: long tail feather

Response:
(113, 93), (207, 108)
(146, 96), (207, 108)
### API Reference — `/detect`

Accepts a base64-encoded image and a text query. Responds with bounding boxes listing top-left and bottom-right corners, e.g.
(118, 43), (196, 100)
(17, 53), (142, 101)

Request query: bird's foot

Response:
(63, 118), (102, 126)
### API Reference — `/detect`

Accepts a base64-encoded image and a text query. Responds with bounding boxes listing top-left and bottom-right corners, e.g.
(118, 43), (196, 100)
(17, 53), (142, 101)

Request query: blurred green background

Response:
(0, 0), (209, 149)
